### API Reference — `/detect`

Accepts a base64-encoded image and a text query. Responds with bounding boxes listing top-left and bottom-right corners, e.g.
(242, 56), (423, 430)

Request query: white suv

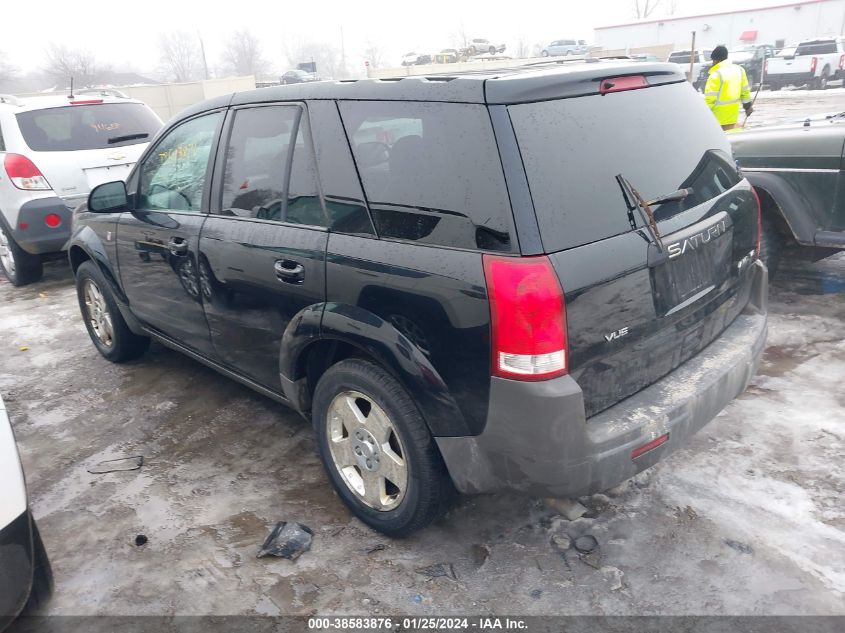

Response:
(0, 92), (161, 285)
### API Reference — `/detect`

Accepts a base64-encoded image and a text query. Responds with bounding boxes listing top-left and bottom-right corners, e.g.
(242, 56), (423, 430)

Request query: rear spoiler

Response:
(485, 62), (686, 105)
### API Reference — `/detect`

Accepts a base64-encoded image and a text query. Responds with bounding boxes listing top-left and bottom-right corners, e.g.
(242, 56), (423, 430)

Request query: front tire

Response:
(75, 260), (150, 362)
(313, 359), (453, 536)
(541, 50), (549, 57)
(0, 223), (43, 286)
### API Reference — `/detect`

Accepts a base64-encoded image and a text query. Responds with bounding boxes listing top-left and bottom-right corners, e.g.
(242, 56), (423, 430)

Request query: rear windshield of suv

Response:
(16, 103), (161, 152)
(509, 81), (739, 252)
(796, 41), (837, 55)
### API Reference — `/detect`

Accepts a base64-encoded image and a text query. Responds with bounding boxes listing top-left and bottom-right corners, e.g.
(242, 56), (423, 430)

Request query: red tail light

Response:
(3, 154), (51, 191)
(810, 56), (818, 74)
(839, 54), (844, 71)
(764, 59), (769, 73)
(631, 433), (669, 459)
(482, 254), (568, 381)
(600, 75), (648, 95)
(69, 99), (103, 105)
(751, 187), (762, 259)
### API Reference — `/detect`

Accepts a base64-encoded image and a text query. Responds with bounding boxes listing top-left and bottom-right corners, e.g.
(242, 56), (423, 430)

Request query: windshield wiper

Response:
(107, 132), (149, 144)
(645, 187), (693, 207)
(615, 174), (665, 252)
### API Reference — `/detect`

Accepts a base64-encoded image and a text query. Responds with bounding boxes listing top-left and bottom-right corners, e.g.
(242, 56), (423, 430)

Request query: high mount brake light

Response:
(482, 255), (568, 381)
(599, 75), (649, 95)
(3, 154), (51, 191)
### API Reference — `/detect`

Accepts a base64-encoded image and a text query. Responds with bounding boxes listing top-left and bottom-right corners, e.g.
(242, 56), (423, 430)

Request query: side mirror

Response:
(88, 181), (129, 213)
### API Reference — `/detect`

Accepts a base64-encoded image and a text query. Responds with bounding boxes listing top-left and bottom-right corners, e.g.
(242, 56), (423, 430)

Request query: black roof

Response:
(176, 59), (685, 122)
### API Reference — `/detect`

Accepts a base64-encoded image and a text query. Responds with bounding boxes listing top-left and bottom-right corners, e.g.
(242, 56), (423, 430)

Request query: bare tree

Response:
(158, 32), (203, 82)
(453, 23), (470, 53)
(43, 45), (99, 86)
(0, 52), (16, 85)
(634, 0), (662, 18)
(284, 40), (343, 79)
(515, 35), (531, 59)
(363, 42), (384, 70)
(220, 29), (269, 77)
(666, 0), (679, 14)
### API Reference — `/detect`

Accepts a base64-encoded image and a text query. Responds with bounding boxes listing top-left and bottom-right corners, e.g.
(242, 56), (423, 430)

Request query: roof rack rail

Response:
(0, 94), (22, 106)
(76, 88), (129, 99)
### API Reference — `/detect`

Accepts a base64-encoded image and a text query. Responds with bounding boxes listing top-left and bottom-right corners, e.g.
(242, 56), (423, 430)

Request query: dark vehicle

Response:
(1, 394), (52, 629)
(730, 44), (775, 86)
(730, 114), (845, 274)
(69, 60), (768, 536)
(281, 69), (318, 84)
(667, 49), (712, 90)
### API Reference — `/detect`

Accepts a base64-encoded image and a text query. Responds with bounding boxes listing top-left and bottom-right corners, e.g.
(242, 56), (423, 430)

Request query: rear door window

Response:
(340, 101), (514, 252)
(16, 103), (161, 152)
(509, 82), (739, 253)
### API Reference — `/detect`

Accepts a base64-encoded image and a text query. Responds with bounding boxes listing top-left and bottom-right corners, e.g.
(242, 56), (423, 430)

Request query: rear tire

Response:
(541, 50), (549, 57)
(0, 223), (43, 286)
(75, 260), (150, 362)
(312, 358), (454, 537)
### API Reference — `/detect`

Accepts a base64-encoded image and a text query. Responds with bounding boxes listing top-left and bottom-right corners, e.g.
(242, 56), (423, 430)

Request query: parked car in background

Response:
(0, 393), (52, 628)
(0, 92), (161, 286)
(70, 60), (766, 536)
(730, 112), (845, 275)
(728, 45), (775, 87)
(765, 37), (845, 90)
(630, 53), (662, 62)
(281, 69), (319, 84)
(465, 39), (506, 56)
(401, 52), (421, 66)
(434, 49), (459, 64)
(541, 39), (589, 57)
(667, 49), (713, 90)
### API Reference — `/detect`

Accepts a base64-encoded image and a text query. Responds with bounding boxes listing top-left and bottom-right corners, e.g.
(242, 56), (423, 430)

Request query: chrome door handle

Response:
(274, 259), (305, 284)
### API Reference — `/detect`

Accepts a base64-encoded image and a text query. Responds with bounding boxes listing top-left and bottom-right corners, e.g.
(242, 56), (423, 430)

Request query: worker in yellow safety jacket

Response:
(704, 45), (753, 130)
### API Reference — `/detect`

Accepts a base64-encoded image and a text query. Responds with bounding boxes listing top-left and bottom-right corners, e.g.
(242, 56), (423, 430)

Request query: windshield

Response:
(508, 82), (740, 252)
(16, 103), (161, 152)
(730, 50), (754, 63)
(668, 53), (693, 64)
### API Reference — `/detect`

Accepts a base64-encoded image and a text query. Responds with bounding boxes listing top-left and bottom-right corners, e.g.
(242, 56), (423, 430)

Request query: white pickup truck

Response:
(765, 37), (845, 90)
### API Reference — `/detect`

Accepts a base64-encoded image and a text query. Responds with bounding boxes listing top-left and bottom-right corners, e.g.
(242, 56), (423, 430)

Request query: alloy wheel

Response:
(327, 390), (408, 511)
(0, 226), (16, 276)
(83, 279), (114, 347)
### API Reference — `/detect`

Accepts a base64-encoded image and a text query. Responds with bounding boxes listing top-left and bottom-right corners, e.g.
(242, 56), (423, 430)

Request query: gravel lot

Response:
(1, 95), (844, 618)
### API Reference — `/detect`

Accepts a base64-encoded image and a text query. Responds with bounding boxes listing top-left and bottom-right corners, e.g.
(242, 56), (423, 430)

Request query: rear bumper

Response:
(437, 260), (768, 497)
(0, 509), (34, 623)
(10, 198), (73, 255)
(766, 72), (814, 86)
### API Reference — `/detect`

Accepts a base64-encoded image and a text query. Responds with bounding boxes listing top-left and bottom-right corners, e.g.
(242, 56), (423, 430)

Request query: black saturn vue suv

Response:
(69, 60), (768, 536)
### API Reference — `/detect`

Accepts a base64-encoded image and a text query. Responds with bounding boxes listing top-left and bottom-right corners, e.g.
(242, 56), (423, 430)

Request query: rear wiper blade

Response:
(644, 187), (693, 207)
(615, 174), (665, 252)
(107, 132), (149, 144)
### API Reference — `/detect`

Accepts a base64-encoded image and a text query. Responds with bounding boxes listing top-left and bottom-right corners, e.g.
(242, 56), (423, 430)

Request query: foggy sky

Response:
(4, 0), (787, 77)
